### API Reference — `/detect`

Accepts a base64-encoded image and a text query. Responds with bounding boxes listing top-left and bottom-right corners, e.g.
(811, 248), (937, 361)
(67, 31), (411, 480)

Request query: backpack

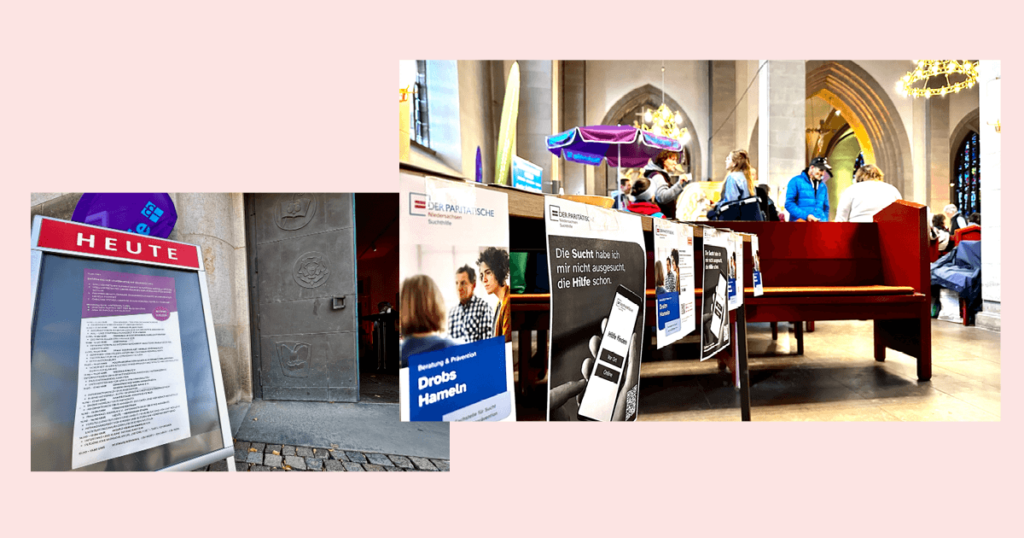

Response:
(707, 196), (765, 221)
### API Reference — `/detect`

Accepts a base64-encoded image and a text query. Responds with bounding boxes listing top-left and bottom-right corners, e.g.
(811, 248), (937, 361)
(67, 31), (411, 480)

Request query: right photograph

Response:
(398, 59), (1000, 422)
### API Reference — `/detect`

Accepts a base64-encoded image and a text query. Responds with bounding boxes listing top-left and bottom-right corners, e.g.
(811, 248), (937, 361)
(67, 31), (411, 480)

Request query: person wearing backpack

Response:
(708, 149), (764, 221)
(720, 149), (755, 204)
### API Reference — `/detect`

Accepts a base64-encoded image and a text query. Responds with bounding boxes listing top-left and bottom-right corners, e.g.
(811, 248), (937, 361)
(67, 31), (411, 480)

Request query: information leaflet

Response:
(545, 198), (646, 421)
(653, 220), (695, 349)
(727, 232), (743, 311)
(71, 269), (190, 469)
(399, 174), (515, 421)
(752, 235), (764, 296)
(701, 227), (731, 361)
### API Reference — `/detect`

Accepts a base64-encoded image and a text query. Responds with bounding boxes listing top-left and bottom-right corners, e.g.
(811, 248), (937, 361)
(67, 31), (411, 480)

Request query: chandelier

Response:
(636, 103), (691, 145)
(898, 60), (978, 98)
(633, 62), (691, 146)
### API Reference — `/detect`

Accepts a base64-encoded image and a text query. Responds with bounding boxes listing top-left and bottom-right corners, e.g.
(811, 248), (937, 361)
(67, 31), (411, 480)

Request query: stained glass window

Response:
(952, 131), (981, 216)
(853, 152), (865, 176)
(411, 60), (430, 147)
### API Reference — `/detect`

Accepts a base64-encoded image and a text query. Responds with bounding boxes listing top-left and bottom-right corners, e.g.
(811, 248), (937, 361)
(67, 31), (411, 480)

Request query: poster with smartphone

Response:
(752, 235), (764, 296)
(701, 227), (731, 361)
(653, 219), (694, 349)
(727, 232), (743, 311)
(545, 197), (646, 421)
(398, 173), (516, 422)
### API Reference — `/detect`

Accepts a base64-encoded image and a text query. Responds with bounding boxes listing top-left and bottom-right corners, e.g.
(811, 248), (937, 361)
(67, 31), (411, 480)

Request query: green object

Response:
(494, 62), (520, 185)
(509, 252), (528, 294)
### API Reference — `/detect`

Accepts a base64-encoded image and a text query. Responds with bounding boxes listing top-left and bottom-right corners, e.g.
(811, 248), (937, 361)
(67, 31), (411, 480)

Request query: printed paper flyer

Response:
(72, 269), (190, 469)
(727, 232), (743, 311)
(653, 220), (695, 349)
(398, 174), (515, 421)
(545, 198), (646, 421)
(701, 227), (731, 361)
(752, 235), (764, 296)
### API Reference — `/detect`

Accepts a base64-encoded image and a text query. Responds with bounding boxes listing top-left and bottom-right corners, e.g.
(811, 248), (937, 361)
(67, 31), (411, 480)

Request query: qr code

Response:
(625, 385), (638, 420)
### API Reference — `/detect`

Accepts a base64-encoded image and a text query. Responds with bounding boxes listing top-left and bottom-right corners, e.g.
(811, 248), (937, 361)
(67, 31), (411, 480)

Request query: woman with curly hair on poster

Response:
(477, 247), (511, 343)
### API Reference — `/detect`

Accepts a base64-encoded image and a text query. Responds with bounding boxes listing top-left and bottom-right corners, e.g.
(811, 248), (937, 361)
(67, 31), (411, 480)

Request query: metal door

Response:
(249, 194), (359, 401)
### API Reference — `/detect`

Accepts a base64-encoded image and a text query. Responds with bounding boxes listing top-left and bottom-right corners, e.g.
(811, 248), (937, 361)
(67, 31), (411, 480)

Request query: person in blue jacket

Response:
(785, 156), (832, 222)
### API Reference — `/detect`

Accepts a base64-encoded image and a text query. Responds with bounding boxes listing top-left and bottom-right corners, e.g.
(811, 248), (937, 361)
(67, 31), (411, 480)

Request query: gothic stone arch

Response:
(597, 84), (702, 193)
(806, 61), (914, 198)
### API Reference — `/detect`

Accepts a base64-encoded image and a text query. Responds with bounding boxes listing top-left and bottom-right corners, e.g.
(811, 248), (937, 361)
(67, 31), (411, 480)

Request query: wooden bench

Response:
(714, 200), (932, 381)
(511, 200), (932, 401)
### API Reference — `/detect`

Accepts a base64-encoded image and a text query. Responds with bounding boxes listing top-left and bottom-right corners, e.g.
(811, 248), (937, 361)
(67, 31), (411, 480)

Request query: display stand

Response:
(30, 216), (236, 471)
(399, 164), (753, 421)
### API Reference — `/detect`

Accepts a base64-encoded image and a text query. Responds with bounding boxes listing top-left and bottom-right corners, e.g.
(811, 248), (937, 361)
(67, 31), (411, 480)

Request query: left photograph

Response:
(30, 193), (449, 472)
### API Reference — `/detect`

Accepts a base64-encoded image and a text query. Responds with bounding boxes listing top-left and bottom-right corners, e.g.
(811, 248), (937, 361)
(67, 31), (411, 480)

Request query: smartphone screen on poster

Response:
(578, 285), (642, 421)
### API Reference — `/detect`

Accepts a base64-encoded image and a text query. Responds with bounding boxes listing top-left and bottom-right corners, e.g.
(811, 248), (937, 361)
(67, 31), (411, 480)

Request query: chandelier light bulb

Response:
(644, 110), (653, 123)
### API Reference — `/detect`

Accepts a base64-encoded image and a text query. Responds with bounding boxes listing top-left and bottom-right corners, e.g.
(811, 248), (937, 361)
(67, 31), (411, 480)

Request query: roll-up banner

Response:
(700, 226), (731, 361)
(30, 216), (234, 471)
(399, 174), (516, 422)
(752, 235), (764, 296)
(544, 198), (646, 421)
(653, 219), (696, 349)
(727, 232), (743, 311)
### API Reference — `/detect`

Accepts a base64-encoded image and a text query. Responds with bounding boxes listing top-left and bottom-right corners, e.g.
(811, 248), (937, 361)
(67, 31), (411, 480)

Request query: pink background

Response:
(4, 1), (1018, 535)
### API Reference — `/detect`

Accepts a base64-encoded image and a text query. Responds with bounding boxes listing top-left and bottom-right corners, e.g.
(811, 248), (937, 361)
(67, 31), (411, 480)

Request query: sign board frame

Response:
(30, 216), (235, 472)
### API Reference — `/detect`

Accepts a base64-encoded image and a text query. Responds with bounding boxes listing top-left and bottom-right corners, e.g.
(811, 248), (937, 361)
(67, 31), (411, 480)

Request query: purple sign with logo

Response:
(72, 193), (178, 239)
(82, 269), (178, 319)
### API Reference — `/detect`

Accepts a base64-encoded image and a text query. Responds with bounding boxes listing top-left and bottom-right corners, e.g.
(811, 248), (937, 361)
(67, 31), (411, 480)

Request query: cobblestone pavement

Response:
(192, 440), (450, 472)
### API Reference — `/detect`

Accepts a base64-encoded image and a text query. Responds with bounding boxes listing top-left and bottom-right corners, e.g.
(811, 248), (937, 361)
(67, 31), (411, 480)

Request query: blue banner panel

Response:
(656, 292), (681, 335)
(407, 336), (507, 421)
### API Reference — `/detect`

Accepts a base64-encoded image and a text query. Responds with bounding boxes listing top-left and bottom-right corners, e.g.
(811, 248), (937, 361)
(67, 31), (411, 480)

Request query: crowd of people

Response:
(609, 149), (979, 237)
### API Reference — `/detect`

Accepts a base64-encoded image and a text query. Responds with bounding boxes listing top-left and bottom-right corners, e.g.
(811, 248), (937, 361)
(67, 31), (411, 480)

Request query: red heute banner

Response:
(37, 219), (200, 269)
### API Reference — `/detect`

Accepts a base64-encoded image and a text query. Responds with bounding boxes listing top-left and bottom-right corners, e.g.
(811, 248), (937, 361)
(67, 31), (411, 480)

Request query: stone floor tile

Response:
(284, 455), (307, 470)
(409, 456), (437, 471)
(305, 457), (324, 471)
(365, 453), (394, 466)
(345, 451), (367, 464)
(245, 451), (263, 465)
(208, 459), (229, 472)
(363, 464), (386, 472)
(325, 460), (345, 472)
(295, 446), (314, 458)
(343, 462), (364, 472)
(281, 445), (297, 457)
(429, 459), (450, 472)
(265, 444), (282, 455)
(388, 455), (414, 469)
(264, 454), (284, 468)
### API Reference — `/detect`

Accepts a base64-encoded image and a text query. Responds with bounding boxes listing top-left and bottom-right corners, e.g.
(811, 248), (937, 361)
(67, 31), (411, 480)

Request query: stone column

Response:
(758, 61), (806, 208)
(517, 60), (553, 192)
(561, 61), (586, 195)
(170, 193), (253, 403)
(975, 60), (1001, 331)
(928, 96), (950, 208)
(709, 61), (737, 181)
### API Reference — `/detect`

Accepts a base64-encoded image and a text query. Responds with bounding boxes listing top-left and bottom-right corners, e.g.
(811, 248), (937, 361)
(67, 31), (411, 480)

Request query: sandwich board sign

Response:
(30, 216), (235, 471)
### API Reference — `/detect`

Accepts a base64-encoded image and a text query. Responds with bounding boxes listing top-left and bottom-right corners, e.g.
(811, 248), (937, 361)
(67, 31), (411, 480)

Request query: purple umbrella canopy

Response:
(546, 125), (682, 168)
(72, 193), (178, 238)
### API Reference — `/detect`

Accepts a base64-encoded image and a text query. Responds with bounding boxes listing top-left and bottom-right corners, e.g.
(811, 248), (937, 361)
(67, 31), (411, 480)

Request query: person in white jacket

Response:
(834, 164), (902, 223)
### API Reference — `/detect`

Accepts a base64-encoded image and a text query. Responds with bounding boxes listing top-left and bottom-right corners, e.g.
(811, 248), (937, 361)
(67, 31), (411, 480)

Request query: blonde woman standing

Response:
(719, 149), (755, 204)
(834, 164), (902, 223)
